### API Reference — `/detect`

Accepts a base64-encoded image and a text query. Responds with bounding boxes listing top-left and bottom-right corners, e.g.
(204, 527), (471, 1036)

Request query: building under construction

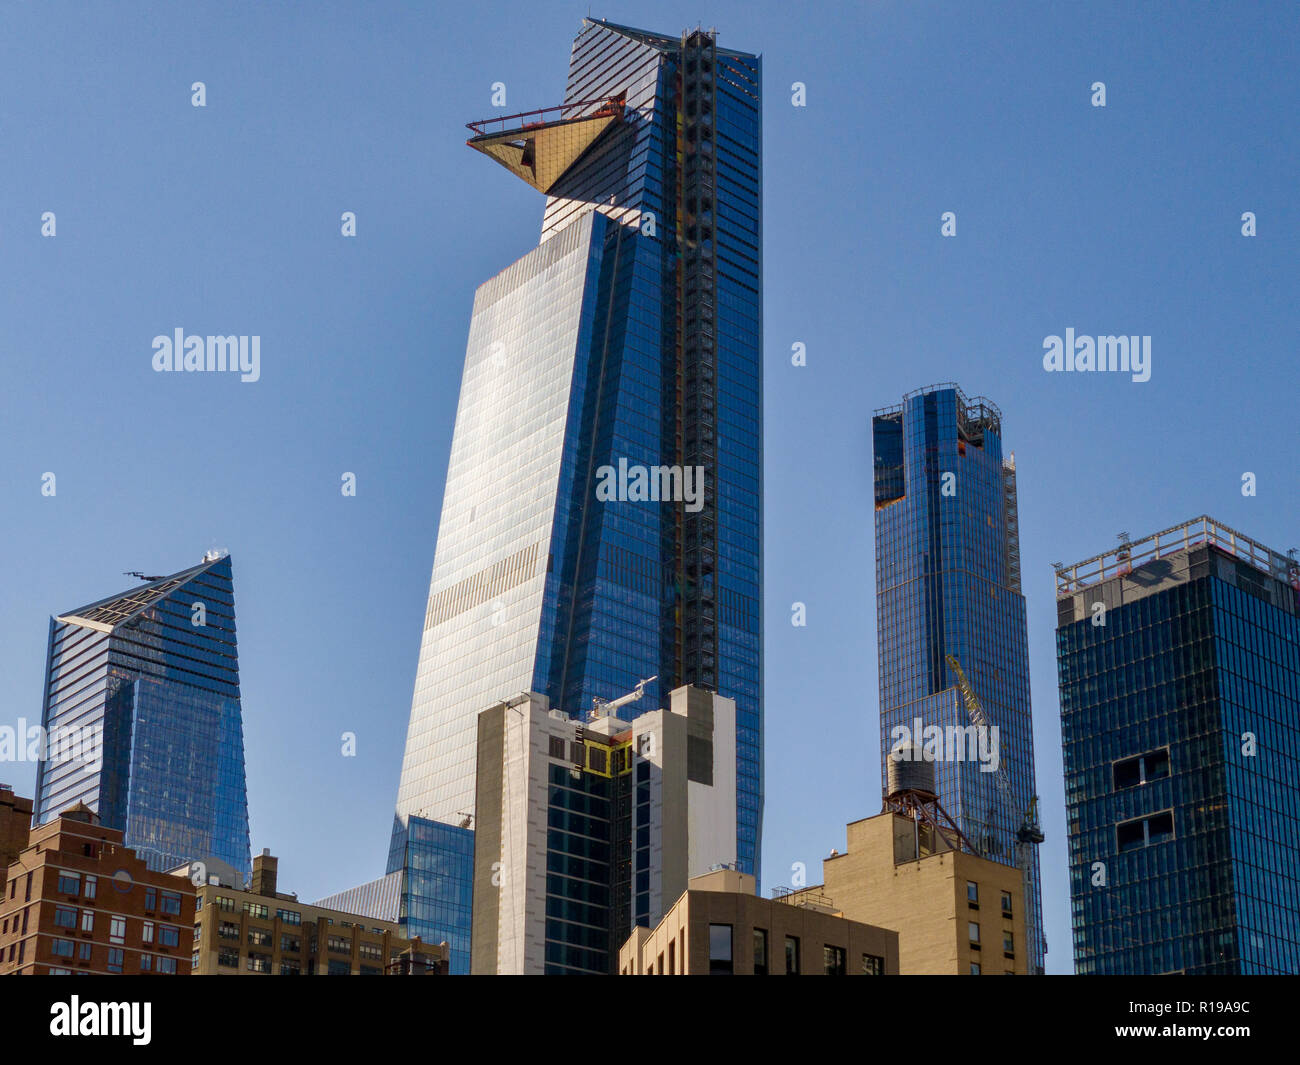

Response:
(872, 383), (1046, 972)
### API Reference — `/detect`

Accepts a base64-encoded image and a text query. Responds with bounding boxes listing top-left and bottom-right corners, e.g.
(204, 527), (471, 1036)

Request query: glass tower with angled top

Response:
(873, 383), (1045, 973)
(386, 18), (762, 974)
(32, 553), (251, 879)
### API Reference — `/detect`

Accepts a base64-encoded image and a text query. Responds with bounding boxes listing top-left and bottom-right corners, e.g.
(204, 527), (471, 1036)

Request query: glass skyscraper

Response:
(872, 383), (1045, 973)
(1056, 516), (1300, 974)
(33, 553), (251, 879)
(388, 19), (762, 974)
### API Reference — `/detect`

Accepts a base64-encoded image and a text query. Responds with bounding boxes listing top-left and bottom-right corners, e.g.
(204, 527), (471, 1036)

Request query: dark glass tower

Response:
(388, 19), (762, 974)
(33, 554), (251, 879)
(872, 383), (1045, 973)
(1056, 516), (1300, 974)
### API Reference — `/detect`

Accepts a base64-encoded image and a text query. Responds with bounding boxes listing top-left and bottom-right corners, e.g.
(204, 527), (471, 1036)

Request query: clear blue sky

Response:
(1, 1), (1295, 974)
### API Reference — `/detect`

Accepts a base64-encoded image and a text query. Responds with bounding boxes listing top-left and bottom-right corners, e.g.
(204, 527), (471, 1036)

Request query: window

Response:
(966, 881), (979, 906)
(248, 929), (272, 947)
(139, 954), (151, 972)
(141, 920), (154, 943)
(1001, 891), (1013, 917)
(969, 922), (981, 948)
(970, 962), (982, 975)
(784, 935), (800, 975)
(84, 875), (97, 900)
(194, 895), (203, 911)
(246, 953), (271, 973)
(144, 887), (156, 911)
(242, 901), (268, 920)
(54, 906), (77, 929)
(327, 959), (351, 975)
(280, 961), (301, 975)
(548, 735), (565, 759)
(218, 921), (239, 940)
(276, 908), (301, 926)
(280, 934), (301, 953)
(107, 948), (124, 973)
(327, 935), (350, 954)
(1003, 931), (1015, 957)
(217, 949), (239, 968)
(752, 928), (768, 975)
(216, 895), (236, 913)
(1113, 748), (1170, 790)
(708, 924), (733, 975)
(109, 916), (126, 945)
(160, 891), (182, 916)
(51, 938), (74, 958)
(77, 942), (92, 962)
(862, 953), (885, 975)
(57, 872), (80, 896)
(657, 951), (665, 974)
(823, 945), (847, 976)
(1117, 810), (1175, 852)
(359, 942), (382, 962)
(159, 926), (180, 948)
(669, 939), (676, 974)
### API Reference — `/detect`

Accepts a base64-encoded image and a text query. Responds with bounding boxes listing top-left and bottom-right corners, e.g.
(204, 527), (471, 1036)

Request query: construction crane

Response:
(591, 675), (657, 718)
(944, 653), (1045, 959)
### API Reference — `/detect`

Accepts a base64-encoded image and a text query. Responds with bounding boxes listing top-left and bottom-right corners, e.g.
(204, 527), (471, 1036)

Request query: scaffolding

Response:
(1054, 515), (1298, 599)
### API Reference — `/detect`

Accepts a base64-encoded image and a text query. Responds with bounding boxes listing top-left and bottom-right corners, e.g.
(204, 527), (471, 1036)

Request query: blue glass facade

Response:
(388, 19), (761, 974)
(543, 761), (619, 974)
(387, 817), (474, 975)
(1057, 522), (1300, 973)
(873, 384), (1045, 973)
(33, 555), (251, 879)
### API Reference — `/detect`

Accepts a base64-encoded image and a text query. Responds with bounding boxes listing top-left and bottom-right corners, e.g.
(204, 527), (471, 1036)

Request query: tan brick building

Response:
(794, 811), (1029, 975)
(618, 869), (899, 975)
(187, 849), (446, 975)
(0, 803), (195, 975)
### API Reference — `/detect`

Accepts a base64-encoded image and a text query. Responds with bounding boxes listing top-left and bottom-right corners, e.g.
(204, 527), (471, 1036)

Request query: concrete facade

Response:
(797, 812), (1028, 975)
(618, 869), (900, 975)
(472, 684), (737, 974)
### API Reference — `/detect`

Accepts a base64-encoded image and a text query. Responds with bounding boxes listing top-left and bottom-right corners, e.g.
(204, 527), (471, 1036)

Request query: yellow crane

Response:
(944, 654), (1045, 957)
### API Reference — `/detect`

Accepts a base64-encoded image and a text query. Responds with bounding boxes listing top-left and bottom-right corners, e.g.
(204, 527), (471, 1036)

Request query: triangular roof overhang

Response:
(466, 102), (624, 194)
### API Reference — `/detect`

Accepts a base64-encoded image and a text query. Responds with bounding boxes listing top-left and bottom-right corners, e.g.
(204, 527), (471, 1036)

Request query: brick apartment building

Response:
(1, 802), (196, 975)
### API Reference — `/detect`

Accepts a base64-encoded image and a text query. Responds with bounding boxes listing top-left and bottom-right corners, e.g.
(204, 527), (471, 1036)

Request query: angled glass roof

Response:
(57, 557), (223, 632)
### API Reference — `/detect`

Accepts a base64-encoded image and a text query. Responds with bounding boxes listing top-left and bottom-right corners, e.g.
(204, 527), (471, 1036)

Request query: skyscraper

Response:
(1056, 516), (1300, 974)
(385, 19), (763, 973)
(872, 383), (1045, 972)
(32, 553), (251, 879)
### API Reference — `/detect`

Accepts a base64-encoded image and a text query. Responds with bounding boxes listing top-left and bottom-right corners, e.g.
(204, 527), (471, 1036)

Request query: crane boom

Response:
(944, 653), (1045, 967)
